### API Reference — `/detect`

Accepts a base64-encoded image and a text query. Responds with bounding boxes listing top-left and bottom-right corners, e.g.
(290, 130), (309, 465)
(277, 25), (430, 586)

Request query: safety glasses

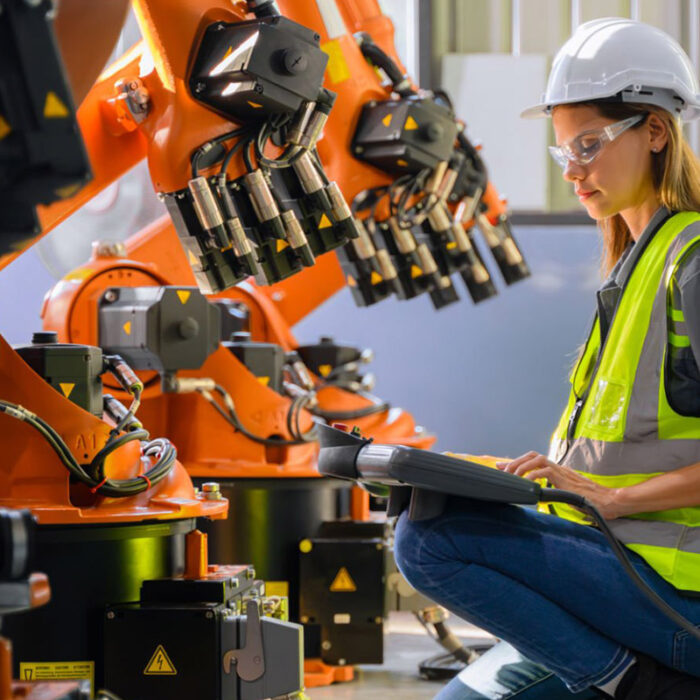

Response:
(548, 114), (646, 169)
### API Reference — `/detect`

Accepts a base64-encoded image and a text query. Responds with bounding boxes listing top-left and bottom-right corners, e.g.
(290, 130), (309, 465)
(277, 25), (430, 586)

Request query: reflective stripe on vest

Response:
(547, 212), (700, 593)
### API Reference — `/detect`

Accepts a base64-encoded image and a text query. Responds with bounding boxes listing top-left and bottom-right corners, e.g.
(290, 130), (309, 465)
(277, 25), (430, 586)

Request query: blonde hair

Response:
(574, 102), (700, 275)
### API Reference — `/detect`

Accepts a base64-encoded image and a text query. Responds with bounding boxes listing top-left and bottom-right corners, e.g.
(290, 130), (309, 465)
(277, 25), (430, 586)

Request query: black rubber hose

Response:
(355, 32), (414, 97)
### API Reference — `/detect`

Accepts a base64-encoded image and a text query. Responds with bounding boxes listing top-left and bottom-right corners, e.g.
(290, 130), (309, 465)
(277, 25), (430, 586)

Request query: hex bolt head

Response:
(201, 482), (222, 500)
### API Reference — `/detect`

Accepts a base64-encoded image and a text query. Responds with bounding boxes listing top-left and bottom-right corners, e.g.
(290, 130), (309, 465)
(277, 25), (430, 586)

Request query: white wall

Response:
(442, 53), (549, 211)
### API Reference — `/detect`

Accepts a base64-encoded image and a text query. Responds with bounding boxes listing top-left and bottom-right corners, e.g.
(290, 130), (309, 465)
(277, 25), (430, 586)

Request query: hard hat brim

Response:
(520, 103), (550, 119)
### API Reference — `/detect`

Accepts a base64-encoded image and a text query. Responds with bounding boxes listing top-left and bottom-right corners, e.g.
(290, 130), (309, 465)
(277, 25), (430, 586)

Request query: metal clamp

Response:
(222, 599), (266, 682)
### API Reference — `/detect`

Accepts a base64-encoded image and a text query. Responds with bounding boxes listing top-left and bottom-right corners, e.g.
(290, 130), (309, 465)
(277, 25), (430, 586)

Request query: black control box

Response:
(189, 16), (328, 121)
(299, 521), (389, 665)
(352, 96), (458, 174)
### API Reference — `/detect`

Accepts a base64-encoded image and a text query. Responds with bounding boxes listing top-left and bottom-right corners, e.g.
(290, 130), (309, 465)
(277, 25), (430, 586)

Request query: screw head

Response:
(106, 611), (115, 620)
(201, 482), (222, 500)
(103, 289), (118, 303)
(206, 611), (214, 619)
(321, 640), (332, 651)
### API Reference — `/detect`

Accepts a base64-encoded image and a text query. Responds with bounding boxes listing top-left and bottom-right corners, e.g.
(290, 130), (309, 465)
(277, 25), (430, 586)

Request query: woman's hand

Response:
(496, 451), (622, 520)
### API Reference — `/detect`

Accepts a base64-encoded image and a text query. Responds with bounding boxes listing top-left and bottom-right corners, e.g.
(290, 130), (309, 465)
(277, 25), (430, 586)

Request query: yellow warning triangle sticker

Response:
(446, 241), (458, 250)
(176, 290), (191, 305)
(123, 321), (132, 335)
(0, 114), (11, 140)
(411, 265), (423, 278)
(347, 275), (357, 287)
(59, 383), (75, 399)
(318, 364), (332, 377)
(381, 113), (393, 127)
(396, 159), (408, 167)
(54, 183), (81, 199)
(187, 250), (199, 265)
(318, 213), (333, 229)
(257, 376), (270, 387)
(276, 239), (289, 253)
(404, 115), (419, 131)
(370, 271), (383, 285)
(247, 101), (263, 109)
(144, 645), (177, 675)
(330, 566), (357, 592)
(44, 91), (70, 119)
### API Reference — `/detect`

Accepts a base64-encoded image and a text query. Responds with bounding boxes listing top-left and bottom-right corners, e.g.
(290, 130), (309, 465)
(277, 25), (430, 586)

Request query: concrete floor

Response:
(307, 613), (495, 699)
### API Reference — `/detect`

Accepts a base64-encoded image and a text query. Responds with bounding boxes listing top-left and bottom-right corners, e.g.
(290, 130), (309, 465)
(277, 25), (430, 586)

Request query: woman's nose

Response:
(562, 159), (585, 182)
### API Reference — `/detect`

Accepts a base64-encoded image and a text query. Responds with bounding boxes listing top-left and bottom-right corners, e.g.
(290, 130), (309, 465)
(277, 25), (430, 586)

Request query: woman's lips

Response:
(577, 189), (598, 201)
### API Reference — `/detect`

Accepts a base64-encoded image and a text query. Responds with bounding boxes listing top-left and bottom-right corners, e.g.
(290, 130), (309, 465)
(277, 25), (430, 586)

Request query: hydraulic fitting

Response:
(188, 177), (230, 249)
(455, 190), (482, 225)
(298, 88), (336, 150)
(425, 160), (449, 196)
(351, 218), (377, 260)
(288, 100), (317, 145)
(170, 377), (217, 394)
(326, 182), (361, 239)
(244, 169), (287, 240)
(292, 151), (333, 213)
(104, 354), (144, 395)
(415, 243), (439, 276)
(437, 152), (465, 202)
(427, 202), (452, 234)
(387, 217), (417, 255)
(215, 176), (260, 277)
(281, 210), (315, 267)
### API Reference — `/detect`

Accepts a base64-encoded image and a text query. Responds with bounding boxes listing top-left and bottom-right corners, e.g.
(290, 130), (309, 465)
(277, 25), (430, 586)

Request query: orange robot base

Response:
(0, 334), (227, 524)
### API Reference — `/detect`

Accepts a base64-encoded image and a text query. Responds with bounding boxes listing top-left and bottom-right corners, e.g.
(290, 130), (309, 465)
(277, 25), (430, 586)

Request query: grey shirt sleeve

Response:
(677, 248), (700, 373)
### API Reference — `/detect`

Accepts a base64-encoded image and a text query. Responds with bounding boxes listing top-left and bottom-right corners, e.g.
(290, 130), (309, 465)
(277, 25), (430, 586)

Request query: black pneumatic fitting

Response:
(247, 0), (280, 17)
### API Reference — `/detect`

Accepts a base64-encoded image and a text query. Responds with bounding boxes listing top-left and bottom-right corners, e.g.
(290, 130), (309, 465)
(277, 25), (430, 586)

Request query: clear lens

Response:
(548, 146), (569, 168)
(548, 114), (645, 171)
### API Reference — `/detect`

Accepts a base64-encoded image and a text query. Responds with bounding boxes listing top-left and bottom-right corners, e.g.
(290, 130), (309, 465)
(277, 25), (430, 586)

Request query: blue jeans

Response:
(394, 497), (700, 694)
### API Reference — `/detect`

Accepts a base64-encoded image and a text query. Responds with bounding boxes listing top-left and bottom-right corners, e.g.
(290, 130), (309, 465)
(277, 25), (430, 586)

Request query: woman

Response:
(394, 18), (700, 700)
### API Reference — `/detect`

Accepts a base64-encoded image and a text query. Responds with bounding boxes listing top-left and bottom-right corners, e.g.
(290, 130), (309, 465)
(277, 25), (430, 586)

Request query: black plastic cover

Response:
(189, 16), (328, 121)
(352, 96), (458, 174)
(98, 286), (221, 374)
(0, 0), (90, 247)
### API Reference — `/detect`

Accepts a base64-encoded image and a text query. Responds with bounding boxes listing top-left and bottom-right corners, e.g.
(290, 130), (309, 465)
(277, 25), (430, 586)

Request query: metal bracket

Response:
(222, 599), (266, 682)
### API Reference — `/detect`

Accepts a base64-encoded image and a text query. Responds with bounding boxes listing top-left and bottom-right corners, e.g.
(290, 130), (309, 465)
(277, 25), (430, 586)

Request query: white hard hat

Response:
(522, 17), (700, 121)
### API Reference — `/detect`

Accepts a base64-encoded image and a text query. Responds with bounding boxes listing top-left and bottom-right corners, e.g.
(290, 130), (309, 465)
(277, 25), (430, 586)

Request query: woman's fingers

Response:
(514, 455), (549, 477)
(496, 451), (539, 473)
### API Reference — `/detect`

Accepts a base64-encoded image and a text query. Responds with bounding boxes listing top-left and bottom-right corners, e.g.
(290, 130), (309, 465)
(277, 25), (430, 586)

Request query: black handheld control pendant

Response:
(316, 423), (541, 520)
(316, 423), (700, 644)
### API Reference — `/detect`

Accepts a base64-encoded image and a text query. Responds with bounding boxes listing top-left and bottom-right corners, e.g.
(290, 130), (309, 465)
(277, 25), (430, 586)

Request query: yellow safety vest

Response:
(548, 212), (700, 593)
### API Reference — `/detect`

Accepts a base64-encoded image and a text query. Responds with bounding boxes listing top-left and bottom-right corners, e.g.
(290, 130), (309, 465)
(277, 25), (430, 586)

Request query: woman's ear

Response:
(647, 113), (669, 153)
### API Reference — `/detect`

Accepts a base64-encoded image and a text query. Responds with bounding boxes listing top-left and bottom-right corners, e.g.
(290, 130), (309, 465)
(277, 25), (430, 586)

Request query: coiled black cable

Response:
(0, 400), (176, 497)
